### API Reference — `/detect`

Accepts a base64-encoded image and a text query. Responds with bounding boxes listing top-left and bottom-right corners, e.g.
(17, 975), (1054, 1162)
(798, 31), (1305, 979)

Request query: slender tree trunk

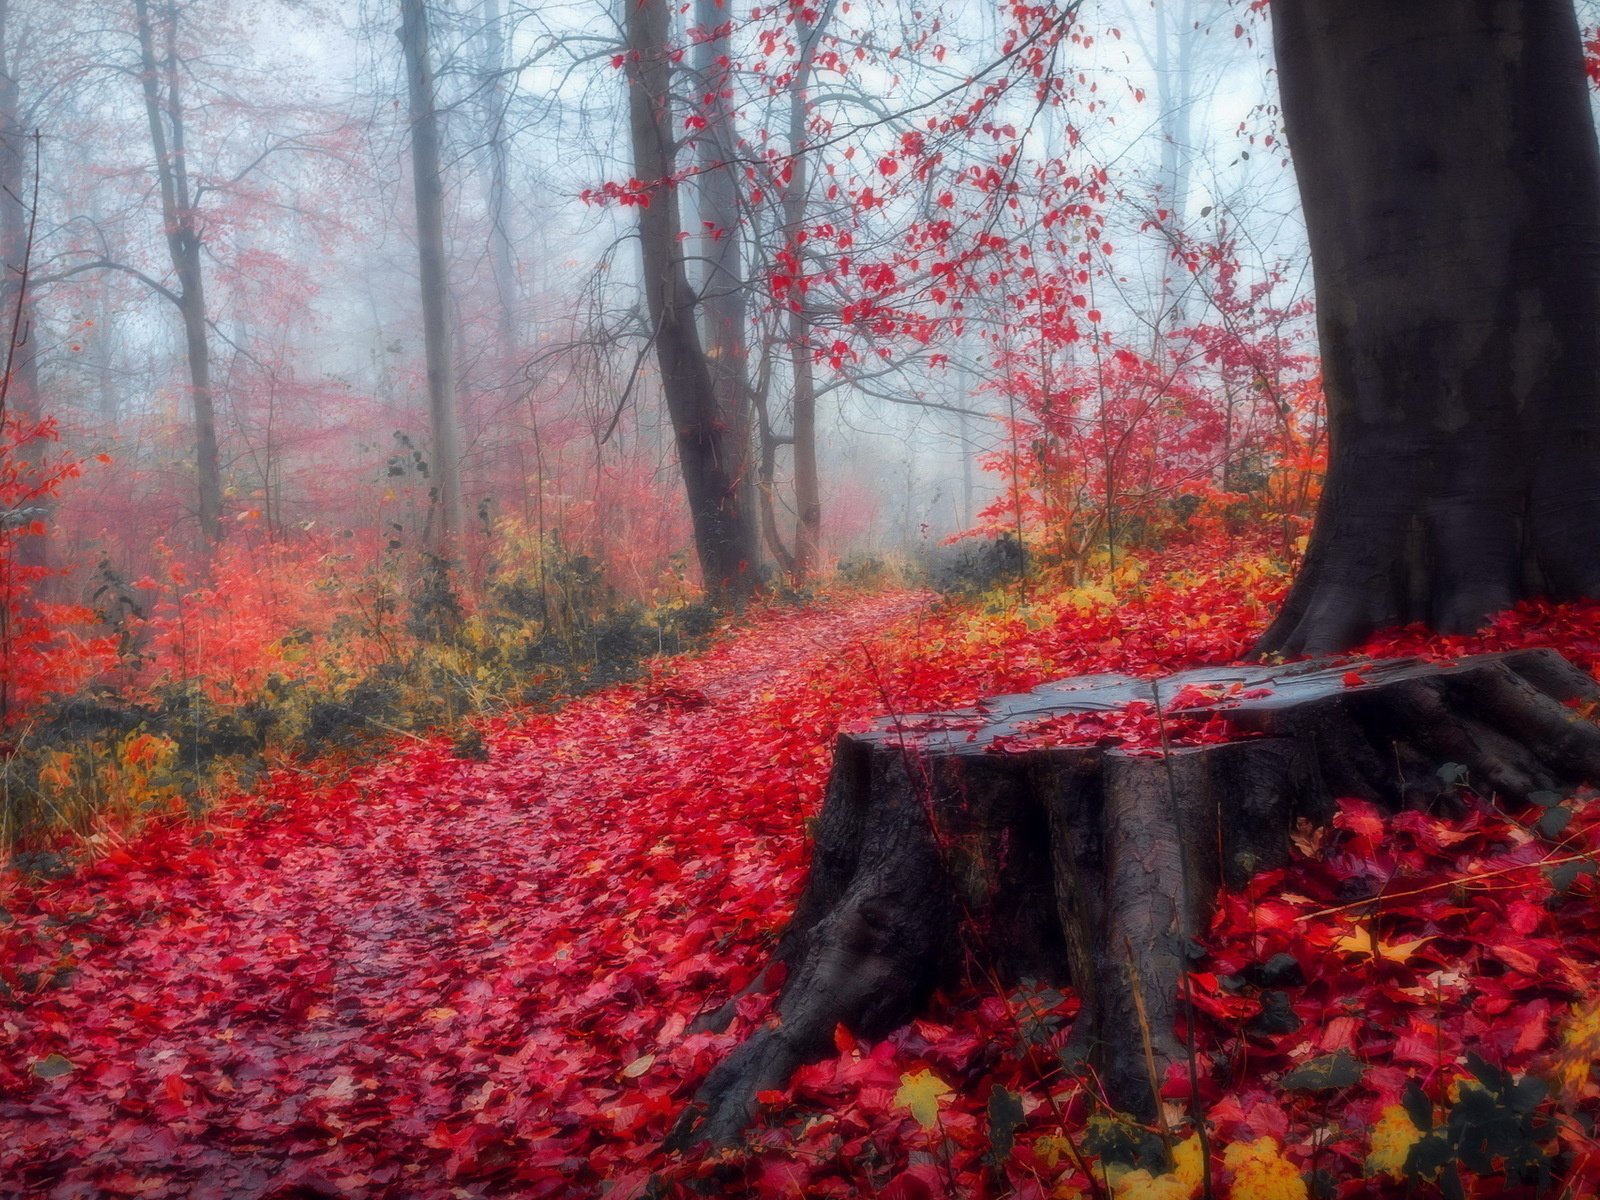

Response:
(0, 0), (45, 581)
(476, 0), (519, 356)
(1257, 0), (1600, 655)
(692, 0), (758, 569)
(134, 0), (222, 546)
(782, 0), (836, 582)
(623, 0), (757, 600)
(399, 0), (463, 555)
(1152, 0), (1193, 333)
(0, 1), (35, 425)
(752, 381), (796, 576)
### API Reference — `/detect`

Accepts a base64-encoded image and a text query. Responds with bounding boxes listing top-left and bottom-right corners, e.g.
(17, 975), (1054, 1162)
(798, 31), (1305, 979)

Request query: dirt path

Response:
(0, 592), (925, 1200)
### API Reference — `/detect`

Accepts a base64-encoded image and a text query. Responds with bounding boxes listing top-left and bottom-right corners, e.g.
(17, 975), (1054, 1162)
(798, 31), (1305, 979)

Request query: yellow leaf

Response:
(1366, 1105), (1423, 1178)
(621, 1052), (655, 1078)
(1545, 996), (1600, 1104)
(894, 1068), (952, 1129)
(1333, 926), (1433, 964)
(1223, 1137), (1308, 1200)
(1111, 1134), (1203, 1200)
(423, 1007), (457, 1023)
(1035, 1134), (1075, 1171)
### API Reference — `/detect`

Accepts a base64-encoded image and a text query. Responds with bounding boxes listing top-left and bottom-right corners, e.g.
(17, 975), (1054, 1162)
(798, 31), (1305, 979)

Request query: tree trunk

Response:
(0, 1), (36, 425)
(692, 0), (758, 570)
(782, 0), (834, 583)
(134, 0), (223, 546)
(751, 373), (797, 577)
(399, 0), (463, 555)
(0, 0), (45, 575)
(1256, 0), (1600, 656)
(624, 0), (758, 601)
(476, 0), (518, 357)
(674, 649), (1600, 1146)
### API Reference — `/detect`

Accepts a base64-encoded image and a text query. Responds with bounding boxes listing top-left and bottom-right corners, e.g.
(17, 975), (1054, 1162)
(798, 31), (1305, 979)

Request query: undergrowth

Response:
(0, 522), (727, 859)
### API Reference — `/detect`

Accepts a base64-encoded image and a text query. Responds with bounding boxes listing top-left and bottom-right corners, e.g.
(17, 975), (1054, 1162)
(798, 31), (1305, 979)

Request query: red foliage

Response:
(3, 564), (1600, 1196)
(0, 415), (117, 719)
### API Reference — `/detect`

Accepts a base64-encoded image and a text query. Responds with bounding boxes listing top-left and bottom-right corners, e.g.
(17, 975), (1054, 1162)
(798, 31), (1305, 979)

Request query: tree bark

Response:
(692, 0), (758, 569)
(781, 0), (835, 583)
(399, 0), (463, 554)
(0, 0), (45, 575)
(475, 0), (520, 358)
(1257, 0), (1600, 655)
(624, 0), (758, 601)
(675, 649), (1600, 1146)
(0, 0), (36, 426)
(134, 0), (223, 546)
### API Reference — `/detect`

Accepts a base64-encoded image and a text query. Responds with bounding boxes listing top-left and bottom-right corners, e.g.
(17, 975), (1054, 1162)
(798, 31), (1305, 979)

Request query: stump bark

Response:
(673, 649), (1600, 1146)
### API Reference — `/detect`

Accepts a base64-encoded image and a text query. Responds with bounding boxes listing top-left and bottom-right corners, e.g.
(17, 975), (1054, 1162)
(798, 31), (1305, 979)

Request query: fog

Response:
(2, 0), (1310, 592)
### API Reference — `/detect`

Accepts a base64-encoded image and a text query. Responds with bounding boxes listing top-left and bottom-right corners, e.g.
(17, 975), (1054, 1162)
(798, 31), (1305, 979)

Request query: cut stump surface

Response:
(674, 649), (1600, 1147)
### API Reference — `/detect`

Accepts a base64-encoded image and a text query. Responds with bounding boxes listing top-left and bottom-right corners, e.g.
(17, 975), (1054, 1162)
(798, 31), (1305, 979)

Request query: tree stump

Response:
(671, 649), (1600, 1147)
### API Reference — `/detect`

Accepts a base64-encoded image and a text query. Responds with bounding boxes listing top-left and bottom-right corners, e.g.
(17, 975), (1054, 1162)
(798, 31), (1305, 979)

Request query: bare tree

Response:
(133, 0), (222, 544)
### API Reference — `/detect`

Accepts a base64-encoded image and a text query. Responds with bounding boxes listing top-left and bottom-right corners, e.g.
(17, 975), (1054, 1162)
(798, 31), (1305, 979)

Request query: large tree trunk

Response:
(399, 0), (463, 554)
(675, 649), (1600, 1146)
(1257, 0), (1600, 656)
(624, 0), (758, 601)
(134, 0), (223, 547)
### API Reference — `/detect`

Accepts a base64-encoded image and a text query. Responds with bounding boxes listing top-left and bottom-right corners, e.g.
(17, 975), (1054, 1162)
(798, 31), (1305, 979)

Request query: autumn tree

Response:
(1255, 0), (1600, 655)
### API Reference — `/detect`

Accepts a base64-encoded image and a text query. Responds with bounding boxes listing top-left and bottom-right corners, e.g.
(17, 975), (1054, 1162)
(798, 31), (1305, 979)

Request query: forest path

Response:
(0, 590), (926, 1200)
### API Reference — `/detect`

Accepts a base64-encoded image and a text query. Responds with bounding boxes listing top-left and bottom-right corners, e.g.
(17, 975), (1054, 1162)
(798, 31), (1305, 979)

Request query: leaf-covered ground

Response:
(5, 558), (1600, 1199)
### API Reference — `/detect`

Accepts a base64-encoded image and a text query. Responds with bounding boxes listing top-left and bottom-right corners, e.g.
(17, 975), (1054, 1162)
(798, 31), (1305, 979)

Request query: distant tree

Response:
(1257, 0), (1600, 654)
(0, 0), (48, 575)
(132, 0), (223, 545)
(775, 0), (835, 583)
(398, 0), (463, 554)
(0, 0), (37, 428)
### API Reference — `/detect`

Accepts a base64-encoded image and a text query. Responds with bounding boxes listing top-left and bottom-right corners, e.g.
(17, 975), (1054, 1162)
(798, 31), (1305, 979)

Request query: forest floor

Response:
(4, 556), (1600, 1199)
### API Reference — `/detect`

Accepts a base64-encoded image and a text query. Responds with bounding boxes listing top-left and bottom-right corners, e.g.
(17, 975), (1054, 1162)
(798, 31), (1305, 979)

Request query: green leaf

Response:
(1280, 1050), (1364, 1092)
(1465, 1051), (1507, 1092)
(1508, 1074), (1548, 1115)
(31, 1053), (74, 1079)
(1549, 860), (1584, 892)
(1527, 789), (1565, 808)
(986, 1085), (1026, 1164)
(1402, 1080), (1433, 1133)
(1405, 1130), (1454, 1181)
(1537, 806), (1573, 837)
(1436, 762), (1470, 785)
